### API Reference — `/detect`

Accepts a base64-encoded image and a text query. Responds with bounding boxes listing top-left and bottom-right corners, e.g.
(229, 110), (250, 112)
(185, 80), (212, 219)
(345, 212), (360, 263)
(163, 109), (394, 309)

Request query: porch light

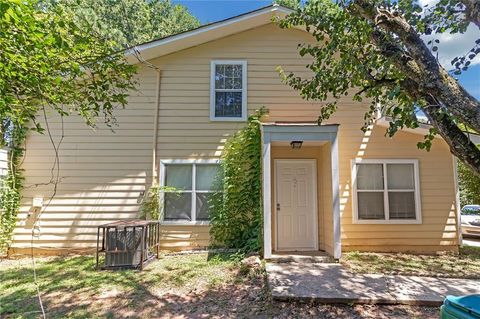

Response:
(290, 141), (303, 149)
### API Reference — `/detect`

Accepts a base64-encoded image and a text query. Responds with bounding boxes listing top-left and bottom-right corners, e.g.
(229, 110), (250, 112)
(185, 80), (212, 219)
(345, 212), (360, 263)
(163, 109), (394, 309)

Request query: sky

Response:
(173, 0), (480, 99)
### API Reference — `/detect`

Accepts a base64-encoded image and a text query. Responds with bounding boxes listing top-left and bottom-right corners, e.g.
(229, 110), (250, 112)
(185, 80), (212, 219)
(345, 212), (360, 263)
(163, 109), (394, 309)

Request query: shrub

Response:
(458, 160), (480, 206)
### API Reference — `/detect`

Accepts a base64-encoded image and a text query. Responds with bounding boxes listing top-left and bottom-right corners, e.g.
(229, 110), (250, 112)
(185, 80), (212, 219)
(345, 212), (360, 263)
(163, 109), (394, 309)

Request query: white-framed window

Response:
(351, 159), (422, 224)
(210, 60), (247, 121)
(160, 159), (222, 224)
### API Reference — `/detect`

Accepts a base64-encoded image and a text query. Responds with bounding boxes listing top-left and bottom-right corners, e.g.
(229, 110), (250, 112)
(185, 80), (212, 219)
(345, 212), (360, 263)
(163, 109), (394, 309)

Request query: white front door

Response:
(275, 159), (317, 251)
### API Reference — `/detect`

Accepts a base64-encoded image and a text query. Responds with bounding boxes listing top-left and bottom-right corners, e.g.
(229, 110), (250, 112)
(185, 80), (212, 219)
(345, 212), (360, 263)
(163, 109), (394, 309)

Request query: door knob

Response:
(276, 203), (280, 211)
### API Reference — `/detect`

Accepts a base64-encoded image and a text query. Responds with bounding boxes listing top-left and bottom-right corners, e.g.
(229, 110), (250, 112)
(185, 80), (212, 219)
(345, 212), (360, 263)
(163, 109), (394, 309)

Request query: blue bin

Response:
(440, 295), (480, 319)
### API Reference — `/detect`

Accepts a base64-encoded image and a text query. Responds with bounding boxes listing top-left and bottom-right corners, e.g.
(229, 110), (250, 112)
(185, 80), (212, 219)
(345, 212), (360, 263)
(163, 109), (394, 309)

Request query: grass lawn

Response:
(1, 252), (440, 319)
(341, 246), (480, 278)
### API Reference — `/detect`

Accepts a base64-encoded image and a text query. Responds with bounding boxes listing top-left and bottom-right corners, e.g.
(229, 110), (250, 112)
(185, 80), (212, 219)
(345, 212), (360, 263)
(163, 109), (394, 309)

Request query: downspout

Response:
(152, 70), (161, 185)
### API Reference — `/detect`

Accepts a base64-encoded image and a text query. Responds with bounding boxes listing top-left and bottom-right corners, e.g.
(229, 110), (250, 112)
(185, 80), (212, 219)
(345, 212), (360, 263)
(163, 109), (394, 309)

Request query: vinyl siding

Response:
(11, 23), (459, 254)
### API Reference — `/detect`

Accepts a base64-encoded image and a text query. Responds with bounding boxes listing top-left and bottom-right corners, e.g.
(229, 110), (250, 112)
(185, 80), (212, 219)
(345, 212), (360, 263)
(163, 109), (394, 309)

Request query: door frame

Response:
(274, 159), (319, 252)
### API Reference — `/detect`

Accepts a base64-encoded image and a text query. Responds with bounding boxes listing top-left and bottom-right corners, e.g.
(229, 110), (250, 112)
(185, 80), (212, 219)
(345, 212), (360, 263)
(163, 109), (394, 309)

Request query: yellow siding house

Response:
(11, 5), (461, 258)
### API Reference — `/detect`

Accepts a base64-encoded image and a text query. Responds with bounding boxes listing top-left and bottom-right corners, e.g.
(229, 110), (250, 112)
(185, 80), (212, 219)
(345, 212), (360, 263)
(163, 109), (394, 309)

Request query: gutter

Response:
(152, 70), (161, 184)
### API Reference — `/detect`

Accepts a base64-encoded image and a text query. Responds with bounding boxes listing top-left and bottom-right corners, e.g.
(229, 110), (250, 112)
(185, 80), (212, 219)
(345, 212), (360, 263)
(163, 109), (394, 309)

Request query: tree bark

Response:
(422, 96), (480, 175)
(353, 0), (480, 135)
(461, 0), (480, 28)
(371, 30), (480, 174)
(350, 0), (480, 175)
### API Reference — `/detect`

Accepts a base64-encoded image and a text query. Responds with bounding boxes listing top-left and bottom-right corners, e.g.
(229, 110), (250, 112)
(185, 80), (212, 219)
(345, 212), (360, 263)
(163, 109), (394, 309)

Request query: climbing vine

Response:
(139, 185), (178, 220)
(0, 123), (26, 254)
(209, 108), (268, 252)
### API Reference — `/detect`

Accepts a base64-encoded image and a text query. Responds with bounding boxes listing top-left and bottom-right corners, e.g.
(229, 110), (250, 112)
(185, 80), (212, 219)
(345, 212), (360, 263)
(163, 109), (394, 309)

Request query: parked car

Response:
(461, 205), (480, 238)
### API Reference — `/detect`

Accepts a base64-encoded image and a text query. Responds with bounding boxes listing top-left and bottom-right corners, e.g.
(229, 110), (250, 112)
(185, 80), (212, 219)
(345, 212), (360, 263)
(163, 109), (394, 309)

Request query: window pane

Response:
(357, 164), (384, 190)
(215, 92), (242, 117)
(224, 64), (234, 78)
(215, 64), (242, 90)
(389, 192), (416, 219)
(196, 165), (221, 190)
(387, 164), (415, 190)
(165, 165), (192, 190)
(358, 192), (385, 219)
(215, 64), (225, 89)
(196, 193), (214, 220)
(164, 193), (192, 221)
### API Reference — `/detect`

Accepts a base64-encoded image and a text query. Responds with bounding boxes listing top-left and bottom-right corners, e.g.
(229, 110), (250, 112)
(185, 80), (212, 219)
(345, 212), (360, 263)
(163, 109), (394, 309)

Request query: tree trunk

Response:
(422, 97), (480, 175)
(461, 0), (480, 28)
(353, 0), (480, 135)
(352, 0), (480, 175)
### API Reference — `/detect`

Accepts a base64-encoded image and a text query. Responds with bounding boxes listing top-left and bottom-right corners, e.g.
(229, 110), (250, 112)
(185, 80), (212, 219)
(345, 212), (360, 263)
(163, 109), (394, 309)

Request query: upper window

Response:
(210, 60), (247, 121)
(161, 161), (222, 223)
(352, 159), (421, 224)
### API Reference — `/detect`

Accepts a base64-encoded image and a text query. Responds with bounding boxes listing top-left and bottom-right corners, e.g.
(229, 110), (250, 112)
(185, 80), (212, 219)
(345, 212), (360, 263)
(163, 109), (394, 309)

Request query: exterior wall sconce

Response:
(290, 141), (303, 149)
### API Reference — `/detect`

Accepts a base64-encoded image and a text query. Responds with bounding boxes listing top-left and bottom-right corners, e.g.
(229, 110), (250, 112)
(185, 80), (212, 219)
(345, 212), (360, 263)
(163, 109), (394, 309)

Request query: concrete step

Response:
(266, 254), (336, 264)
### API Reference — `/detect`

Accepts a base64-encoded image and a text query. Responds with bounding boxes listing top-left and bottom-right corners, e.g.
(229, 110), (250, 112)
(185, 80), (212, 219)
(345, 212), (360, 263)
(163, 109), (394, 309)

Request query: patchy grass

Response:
(1, 252), (440, 318)
(341, 246), (480, 278)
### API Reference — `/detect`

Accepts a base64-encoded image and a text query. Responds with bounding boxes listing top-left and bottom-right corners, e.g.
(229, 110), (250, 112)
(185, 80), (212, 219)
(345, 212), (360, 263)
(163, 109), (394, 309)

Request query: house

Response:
(10, 5), (461, 258)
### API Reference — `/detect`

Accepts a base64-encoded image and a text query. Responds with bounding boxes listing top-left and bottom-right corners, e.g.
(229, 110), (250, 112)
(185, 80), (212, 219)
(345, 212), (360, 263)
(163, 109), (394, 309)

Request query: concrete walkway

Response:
(266, 262), (480, 306)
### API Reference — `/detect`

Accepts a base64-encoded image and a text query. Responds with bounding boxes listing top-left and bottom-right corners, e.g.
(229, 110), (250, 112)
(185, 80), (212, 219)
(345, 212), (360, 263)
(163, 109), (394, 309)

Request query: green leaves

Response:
(458, 155), (480, 206)
(47, 0), (201, 50)
(209, 108), (268, 252)
(278, 0), (479, 154)
(0, 0), (138, 134)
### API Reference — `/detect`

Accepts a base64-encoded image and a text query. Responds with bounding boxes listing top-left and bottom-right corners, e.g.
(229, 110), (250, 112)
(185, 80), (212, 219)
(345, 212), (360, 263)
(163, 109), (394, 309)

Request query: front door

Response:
(275, 159), (317, 251)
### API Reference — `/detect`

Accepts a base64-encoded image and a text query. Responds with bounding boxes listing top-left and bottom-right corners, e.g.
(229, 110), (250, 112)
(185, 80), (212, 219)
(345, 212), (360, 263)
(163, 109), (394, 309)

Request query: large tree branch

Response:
(366, 25), (480, 175)
(353, 0), (480, 134)
(422, 95), (480, 175)
(460, 0), (480, 28)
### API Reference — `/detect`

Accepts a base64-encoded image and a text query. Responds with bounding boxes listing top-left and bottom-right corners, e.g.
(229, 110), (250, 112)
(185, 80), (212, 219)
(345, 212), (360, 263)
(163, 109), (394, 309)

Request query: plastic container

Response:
(440, 295), (480, 319)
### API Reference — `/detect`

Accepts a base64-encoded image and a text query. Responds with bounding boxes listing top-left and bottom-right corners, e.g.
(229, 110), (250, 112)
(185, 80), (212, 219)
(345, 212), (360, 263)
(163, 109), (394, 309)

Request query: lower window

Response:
(162, 162), (222, 222)
(352, 159), (421, 223)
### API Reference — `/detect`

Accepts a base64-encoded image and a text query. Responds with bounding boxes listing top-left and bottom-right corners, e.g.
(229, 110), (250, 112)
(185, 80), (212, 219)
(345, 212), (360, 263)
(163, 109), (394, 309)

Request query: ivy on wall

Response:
(209, 108), (268, 252)
(0, 124), (26, 254)
(139, 185), (178, 220)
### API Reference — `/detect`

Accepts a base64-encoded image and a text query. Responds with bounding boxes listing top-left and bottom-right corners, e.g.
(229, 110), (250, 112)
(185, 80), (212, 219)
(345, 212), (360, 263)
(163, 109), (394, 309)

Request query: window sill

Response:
(210, 117), (247, 122)
(161, 221), (211, 226)
(353, 219), (422, 225)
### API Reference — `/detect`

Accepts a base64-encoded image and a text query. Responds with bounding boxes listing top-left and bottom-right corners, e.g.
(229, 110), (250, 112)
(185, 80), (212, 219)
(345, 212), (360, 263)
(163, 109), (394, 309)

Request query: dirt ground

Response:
(0, 253), (440, 319)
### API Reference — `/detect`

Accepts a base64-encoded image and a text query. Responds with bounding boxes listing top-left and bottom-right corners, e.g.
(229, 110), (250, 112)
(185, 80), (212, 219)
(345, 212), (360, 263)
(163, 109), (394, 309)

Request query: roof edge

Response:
(125, 5), (294, 64)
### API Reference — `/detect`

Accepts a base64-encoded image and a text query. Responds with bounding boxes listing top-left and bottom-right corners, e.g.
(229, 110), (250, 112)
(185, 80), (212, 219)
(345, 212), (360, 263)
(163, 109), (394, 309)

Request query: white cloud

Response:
(415, 0), (480, 69)
(422, 25), (480, 69)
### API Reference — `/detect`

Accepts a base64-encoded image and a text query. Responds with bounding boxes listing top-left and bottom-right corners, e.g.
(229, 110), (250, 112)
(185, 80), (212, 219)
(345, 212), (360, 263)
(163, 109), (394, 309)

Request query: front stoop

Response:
(266, 253), (335, 264)
(266, 262), (480, 306)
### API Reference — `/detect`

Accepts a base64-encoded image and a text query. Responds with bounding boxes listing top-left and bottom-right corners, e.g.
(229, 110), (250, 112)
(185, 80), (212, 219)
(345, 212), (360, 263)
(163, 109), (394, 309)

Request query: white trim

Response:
(262, 137), (272, 258)
(261, 124), (341, 259)
(161, 159), (221, 164)
(452, 156), (463, 246)
(274, 159), (318, 252)
(210, 60), (248, 122)
(331, 134), (341, 259)
(161, 221), (210, 226)
(159, 159), (221, 225)
(351, 159), (422, 225)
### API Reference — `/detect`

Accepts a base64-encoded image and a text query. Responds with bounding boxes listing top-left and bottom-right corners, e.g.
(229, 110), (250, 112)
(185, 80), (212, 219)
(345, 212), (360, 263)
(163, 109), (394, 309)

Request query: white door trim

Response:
(274, 159), (318, 252)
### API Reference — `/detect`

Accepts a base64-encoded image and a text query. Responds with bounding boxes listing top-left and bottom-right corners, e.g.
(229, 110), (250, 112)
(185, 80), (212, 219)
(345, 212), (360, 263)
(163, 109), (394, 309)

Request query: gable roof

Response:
(125, 4), (294, 64)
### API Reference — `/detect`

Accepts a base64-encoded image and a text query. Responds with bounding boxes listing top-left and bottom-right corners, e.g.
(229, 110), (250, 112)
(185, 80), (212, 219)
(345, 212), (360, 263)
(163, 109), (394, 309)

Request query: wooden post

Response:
(96, 226), (100, 270)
